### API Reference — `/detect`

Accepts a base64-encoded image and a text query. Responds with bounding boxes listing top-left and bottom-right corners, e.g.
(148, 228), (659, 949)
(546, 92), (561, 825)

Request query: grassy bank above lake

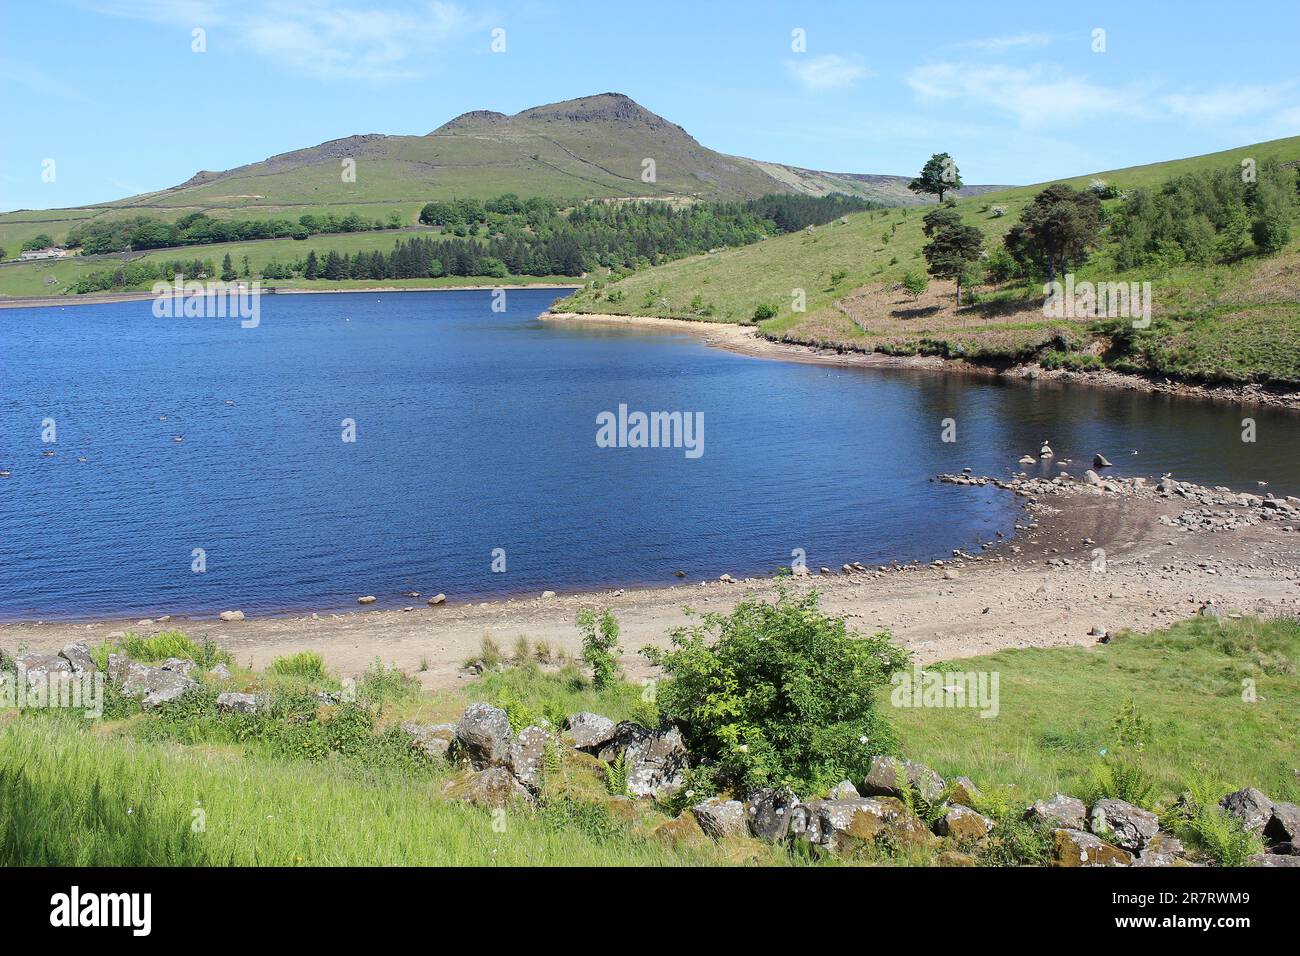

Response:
(561, 136), (1300, 389)
(2, 612), (1293, 866)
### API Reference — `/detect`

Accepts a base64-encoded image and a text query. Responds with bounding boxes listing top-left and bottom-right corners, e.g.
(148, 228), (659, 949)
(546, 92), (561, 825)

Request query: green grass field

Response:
(1, 613), (1293, 866)
(892, 615), (1299, 806)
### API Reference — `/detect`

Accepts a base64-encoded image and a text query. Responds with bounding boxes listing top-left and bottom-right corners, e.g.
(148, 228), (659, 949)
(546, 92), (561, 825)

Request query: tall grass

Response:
(267, 650), (328, 680)
(0, 717), (740, 866)
(111, 632), (231, 669)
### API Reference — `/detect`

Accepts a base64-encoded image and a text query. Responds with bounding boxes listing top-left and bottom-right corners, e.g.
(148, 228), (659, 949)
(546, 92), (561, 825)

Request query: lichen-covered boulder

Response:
(1133, 832), (1190, 867)
(691, 798), (748, 840)
(1265, 802), (1300, 849)
(827, 780), (860, 800)
(948, 776), (981, 808)
(454, 703), (514, 769)
(936, 850), (977, 867)
(564, 712), (617, 751)
(810, 796), (935, 853)
(113, 659), (197, 709)
(159, 657), (196, 676)
(508, 725), (551, 791)
(398, 721), (453, 760)
(1220, 787), (1274, 836)
(1089, 798), (1159, 851)
(216, 692), (268, 715)
(446, 766), (531, 809)
(17, 653), (72, 689)
(650, 812), (708, 849)
(1026, 793), (1087, 830)
(1052, 828), (1132, 867)
(935, 804), (994, 842)
(861, 755), (945, 804)
(596, 722), (688, 798)
(58, 643), (97, 674)
(743, 787), (800, 842)
(1247, 853), (1300, 867)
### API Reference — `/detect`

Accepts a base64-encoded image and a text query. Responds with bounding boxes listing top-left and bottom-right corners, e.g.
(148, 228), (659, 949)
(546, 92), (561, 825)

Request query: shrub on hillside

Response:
(643, 589), (909, 795)
(901, 271), (928, 296)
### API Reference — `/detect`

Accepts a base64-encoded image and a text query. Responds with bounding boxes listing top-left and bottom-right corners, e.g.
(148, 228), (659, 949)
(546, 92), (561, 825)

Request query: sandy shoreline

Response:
(5, 474), (1297, 690)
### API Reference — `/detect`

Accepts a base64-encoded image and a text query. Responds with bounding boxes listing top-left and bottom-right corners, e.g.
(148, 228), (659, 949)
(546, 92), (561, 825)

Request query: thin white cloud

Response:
(955, 32), (1052, 52)
(1163, 82), (1298, 123)
(784, 54), (871, 92)
(79, 0), (486, 82)
(0, 55), (93, 102)
(906, 62), (1150, 127)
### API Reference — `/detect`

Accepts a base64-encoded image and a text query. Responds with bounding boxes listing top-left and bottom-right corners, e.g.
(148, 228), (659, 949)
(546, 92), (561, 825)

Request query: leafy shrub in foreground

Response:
(644, 589), (909, 795)
(577, 609), (623, 690)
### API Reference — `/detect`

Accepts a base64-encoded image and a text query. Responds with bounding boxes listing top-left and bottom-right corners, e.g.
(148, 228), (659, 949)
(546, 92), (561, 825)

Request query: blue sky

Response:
(3, 0), (1299, 210)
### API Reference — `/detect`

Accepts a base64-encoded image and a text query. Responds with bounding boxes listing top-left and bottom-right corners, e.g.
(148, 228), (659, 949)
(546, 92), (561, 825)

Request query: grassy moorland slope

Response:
(562, 136), (1300, 387)
(0, 93), (1006, 258)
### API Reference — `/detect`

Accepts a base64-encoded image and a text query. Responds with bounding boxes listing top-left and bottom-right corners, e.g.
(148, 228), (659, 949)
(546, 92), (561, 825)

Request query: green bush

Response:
(901, 271), (928, 296)
(577, 609), (623, 690)
(644, 589), (909, 795)
(752, 303), (779, 322)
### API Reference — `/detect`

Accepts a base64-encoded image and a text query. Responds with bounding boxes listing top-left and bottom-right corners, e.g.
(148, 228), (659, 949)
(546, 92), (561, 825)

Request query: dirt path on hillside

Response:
(5, 476), (1297, 691)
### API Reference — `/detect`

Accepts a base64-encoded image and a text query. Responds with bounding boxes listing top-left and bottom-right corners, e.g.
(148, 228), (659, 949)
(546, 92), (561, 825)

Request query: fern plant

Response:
(604, 751), (630, 796)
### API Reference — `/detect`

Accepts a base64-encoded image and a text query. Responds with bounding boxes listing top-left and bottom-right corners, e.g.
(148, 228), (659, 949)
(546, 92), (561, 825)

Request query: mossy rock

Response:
(649, 812), (709, 849)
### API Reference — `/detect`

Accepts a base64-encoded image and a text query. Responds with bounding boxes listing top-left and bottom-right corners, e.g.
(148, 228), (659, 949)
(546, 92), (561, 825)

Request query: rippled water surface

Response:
(1, 289), (1296, 619)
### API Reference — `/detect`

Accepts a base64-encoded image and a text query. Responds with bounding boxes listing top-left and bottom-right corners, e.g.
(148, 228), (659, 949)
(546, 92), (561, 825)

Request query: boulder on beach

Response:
(357, 595), (377, 605)
(218, 610), (245, 622)
(427, 593), (446, 606)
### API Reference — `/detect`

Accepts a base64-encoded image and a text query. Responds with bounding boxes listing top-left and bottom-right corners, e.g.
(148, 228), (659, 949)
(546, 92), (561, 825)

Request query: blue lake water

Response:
(1, 288), (1297, 620)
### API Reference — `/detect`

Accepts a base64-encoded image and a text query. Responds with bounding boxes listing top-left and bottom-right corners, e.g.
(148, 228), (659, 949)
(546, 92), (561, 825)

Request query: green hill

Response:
(561, 136), (1300, 387)
(0, 92), (1008, 259)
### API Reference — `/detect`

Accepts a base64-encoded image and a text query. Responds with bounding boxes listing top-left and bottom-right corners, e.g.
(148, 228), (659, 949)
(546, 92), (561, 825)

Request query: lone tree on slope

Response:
(922, 206), (984, 307)
(909, 153), (964, 204)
